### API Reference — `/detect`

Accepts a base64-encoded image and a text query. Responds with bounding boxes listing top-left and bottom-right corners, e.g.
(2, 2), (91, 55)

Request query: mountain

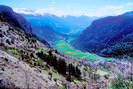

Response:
(22, 14), (98, 35)
(62, 16), (98, 34)
(0, 5), (32, 35)
(22, 14), (72, 34)
(21, 14), (69, 45)
(72, 11), (133, 57)
(33, 25), (68, 45)
(21, 14), (98, 44)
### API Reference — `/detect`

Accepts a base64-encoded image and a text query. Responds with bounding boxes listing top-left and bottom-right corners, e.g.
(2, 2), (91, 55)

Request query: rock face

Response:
(0, 5), (32, 35)
(0, 50), (57, 89)
(72, 11), (133, 57)
(0, 20), (56, 88)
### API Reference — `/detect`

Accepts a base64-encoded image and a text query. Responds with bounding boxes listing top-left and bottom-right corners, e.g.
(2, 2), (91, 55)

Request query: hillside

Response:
(0, 5), (32, 35)
(72, 11), (133, 57)
(22, 14), (68, 45)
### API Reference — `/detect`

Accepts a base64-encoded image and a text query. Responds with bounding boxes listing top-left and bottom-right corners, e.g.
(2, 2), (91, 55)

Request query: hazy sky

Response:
(0, 0), (133, 16)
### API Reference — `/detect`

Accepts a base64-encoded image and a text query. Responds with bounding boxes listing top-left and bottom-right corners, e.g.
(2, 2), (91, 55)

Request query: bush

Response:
(112, 76), (133, 89)
(36, 51), (81, 80)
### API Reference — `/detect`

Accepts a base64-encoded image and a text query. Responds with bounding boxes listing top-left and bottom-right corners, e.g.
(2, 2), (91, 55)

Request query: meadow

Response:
(55, 40), (114, 61)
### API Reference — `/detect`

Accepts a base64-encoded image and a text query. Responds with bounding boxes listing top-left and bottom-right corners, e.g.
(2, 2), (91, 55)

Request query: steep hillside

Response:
(0, 5), (32, 35)
(0, 50), (57, 89)
(22, 14), (68, 44)
(32, 25), (67, 45)
(72, 11), (133, 57)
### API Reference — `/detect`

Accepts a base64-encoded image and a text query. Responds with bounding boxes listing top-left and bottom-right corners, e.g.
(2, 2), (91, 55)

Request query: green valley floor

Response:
(55, 40), (114, 62)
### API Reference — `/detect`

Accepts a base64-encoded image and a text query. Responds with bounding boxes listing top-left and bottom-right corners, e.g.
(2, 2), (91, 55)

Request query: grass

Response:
(7, 49), (20, 59)
(111, 75), (133, 89)
(55, 40), (114, 61)
(96, 69), (111, 76)
(42, 70), (64, 79)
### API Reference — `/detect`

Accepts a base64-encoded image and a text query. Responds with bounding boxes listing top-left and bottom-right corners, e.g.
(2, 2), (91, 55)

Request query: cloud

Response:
(14, 2), (133, 17)
(96, 5), (124, 16)
(14, 8), (69, 16)
(86, 3), (133, 16)
(14, 8), (34, 15)
(104, 5), (123, 10)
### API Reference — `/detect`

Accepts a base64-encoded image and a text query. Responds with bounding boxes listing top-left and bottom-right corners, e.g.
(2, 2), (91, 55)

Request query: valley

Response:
(0, 4), (133, 89)
(54, 39), (114, 62)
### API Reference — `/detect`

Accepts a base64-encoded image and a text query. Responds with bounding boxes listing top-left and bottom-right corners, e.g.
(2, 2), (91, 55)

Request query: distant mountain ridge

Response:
(61, 15), (98, 34)
(21, 14), (68, 45)
(22, 14), (71, 34)
(72, 11), (133, 57)
(21, 13), (98, 35)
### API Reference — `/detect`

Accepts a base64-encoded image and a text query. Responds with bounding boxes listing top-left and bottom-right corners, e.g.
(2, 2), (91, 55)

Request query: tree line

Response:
(36, 50), (81, 81)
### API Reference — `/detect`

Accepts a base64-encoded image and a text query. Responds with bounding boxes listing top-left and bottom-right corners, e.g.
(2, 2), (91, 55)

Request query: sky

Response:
(0, 0), (133, 16)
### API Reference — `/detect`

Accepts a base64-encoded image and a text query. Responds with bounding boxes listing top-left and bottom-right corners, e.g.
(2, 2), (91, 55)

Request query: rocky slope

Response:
(72, 11), (133, 57)
(0, 20), (58, 89)
(0, 50), (57, 89)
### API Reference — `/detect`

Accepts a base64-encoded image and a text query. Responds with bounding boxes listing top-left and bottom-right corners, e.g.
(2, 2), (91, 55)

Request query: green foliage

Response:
(101, 42), (133, 57)
(36, 50), (81, 80)
(7, 48), (20, 59)
(68, 64), (81, 79)
(58, 85), (67, 89)
(55, 40), (114, 61)
(30, 37), (37, 43)
(112, 76), (133, 89)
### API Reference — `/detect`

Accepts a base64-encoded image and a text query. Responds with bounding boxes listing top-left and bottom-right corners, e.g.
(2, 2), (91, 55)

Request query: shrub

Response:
(36, 51), (81, 80)
(112, 76), (133, 89)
